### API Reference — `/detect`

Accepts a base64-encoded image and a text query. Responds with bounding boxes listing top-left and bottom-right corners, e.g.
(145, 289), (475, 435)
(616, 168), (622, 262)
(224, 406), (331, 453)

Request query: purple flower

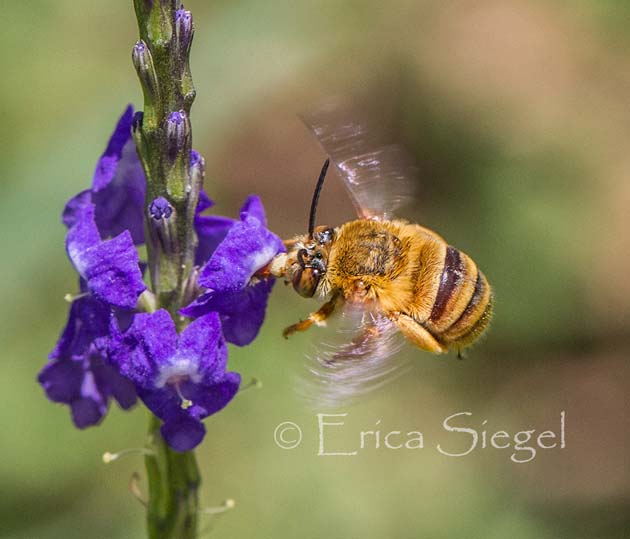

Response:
(182, 195), (283, 345)
(194, 189), (235, 266)
(91, 105), (146, 244)
(42, 104), (281, 447)
(39, 107), (146, 428)
(111, 310), (240, 452)
(61, 107), (147, 310)
(63, 107), (145, 244)
(198, 195), (282, 292)
(64, 192), (146, 310)
(38, 295), (137, 428)
(181, 280), (274, 346)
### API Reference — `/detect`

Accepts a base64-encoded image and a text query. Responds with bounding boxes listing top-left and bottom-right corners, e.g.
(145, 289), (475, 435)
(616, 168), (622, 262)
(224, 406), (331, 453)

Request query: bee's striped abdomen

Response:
(419, 244), (492, 349)
(440, 270), (492, 346)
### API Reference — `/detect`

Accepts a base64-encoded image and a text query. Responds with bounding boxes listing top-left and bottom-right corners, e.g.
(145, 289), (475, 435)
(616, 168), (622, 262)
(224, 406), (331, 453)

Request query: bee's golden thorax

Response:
(328, 220), (407, 278)
(326, 219), (419, 309)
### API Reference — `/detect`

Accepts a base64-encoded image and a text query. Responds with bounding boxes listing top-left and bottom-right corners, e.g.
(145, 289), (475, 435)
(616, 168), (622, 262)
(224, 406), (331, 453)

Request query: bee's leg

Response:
(283, 296), (339, 339)
(392, 313), (448, 354)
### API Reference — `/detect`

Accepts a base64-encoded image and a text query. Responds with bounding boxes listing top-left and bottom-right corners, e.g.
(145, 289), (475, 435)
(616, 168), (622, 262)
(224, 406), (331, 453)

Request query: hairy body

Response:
(275, 219), (492, 354)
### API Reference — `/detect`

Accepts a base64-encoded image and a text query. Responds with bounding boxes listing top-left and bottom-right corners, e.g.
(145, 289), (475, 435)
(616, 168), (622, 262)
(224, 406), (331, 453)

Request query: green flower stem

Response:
(133, 0), (198, 313)
(145, 415), (200, 539)
(132, 1), (202, 538)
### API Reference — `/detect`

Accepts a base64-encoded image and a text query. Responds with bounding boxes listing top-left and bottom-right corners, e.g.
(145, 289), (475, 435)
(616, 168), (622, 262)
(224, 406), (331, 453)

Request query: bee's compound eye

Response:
(292, 267), (320, 298)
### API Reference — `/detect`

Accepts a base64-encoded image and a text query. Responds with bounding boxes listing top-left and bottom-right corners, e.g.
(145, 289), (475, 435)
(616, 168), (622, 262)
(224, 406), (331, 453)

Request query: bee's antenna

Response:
(308, 158), (330, 238)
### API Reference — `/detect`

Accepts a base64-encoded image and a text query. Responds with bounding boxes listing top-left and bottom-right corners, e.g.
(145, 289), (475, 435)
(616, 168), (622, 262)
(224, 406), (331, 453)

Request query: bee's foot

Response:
(282, 324), (299, 339)
(283, 318), (313, 339)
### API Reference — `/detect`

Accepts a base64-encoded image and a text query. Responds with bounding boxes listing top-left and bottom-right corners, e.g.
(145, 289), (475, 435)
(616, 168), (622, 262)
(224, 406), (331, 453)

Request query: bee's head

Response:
(283, 158), (334, 297)
(290, 226), (335, 298)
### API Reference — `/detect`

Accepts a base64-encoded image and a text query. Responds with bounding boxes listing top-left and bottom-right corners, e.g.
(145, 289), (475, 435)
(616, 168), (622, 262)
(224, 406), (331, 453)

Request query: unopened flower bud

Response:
(165, 110), (190, 161)
(132, 41), (159, 104)
(189, 150), (205, 189)
(149, 196), (178, 255)
(149, 196), (174, 220)
(174, 7), (194, 58)
(188, 150), (204, 197)
(174, 6), (196, 106)
(184, 149), (205, 237)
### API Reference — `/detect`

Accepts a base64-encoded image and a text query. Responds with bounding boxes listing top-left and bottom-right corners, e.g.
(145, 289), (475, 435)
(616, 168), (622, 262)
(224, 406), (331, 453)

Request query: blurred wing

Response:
(302, 99), (416, 220)
(299, 304), (409, 408)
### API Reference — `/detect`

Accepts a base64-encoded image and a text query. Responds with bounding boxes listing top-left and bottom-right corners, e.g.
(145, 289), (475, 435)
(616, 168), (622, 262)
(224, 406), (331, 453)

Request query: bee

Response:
(266, 102), (492, 372)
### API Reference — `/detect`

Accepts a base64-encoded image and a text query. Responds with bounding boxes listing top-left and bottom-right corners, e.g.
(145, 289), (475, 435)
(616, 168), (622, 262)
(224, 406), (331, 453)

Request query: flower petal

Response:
(196, 187), (214, 213)
(38, 359), (83, 403)
(66, 201), (146, 309)
(184, 372), (241, 417)
(137, 386), (180, 422)
(176, 313), (227, 382)
(65, 200), (100, 261)
(91, 106), (146, 244)
(92, 106), (135, 191)
(181, 280), (274, 346)
(71, 397), (106, 429)
(113, 310), (178, 386)
(193, 187), (234, 265)
(92, 359), (137, 410)
(153, 372), (240, 451)
(239, 194), (267, 226)
(49, 294), (111, 360)
(62, 190), (92, 230)
(37, 354), (133, 429)
(160, 417), (206, 452)
(198, 215), (283, 292)
(194, 215), (235, 266)
(194, 186), (235, 265)
(79, 232), (146, 308)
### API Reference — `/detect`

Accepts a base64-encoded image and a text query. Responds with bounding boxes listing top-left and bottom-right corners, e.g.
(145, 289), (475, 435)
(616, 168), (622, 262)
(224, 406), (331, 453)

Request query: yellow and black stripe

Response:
(414, 244), (492, 350)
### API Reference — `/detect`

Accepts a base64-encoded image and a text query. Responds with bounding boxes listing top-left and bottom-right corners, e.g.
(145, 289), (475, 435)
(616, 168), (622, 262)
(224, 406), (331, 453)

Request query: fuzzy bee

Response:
(264, 101), (492, 396)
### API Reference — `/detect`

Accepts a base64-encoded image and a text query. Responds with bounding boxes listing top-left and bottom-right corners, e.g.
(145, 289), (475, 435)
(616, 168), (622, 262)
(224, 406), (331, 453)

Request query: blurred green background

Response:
(1, 1), (628, 538)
